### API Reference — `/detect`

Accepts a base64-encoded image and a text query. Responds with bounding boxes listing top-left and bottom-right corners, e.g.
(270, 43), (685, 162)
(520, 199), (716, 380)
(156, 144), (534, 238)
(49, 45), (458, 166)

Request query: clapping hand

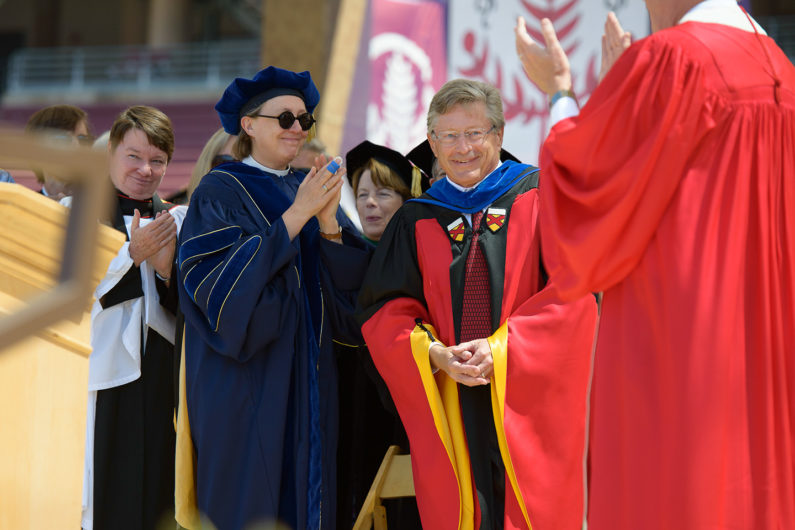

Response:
(128, 209), (177, 279)
(600, 12), (632, 82)
(314, 155), (346, 235)
(514, 16), (572, 95)
(283, 157), (345, 240)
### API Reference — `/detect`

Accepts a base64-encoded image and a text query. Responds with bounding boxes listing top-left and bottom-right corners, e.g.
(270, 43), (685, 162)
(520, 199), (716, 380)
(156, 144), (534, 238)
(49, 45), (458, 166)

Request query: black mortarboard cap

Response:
(346, 140), (430, 198)
(215, 66), (320, 135)
(405, 140), (436, 180)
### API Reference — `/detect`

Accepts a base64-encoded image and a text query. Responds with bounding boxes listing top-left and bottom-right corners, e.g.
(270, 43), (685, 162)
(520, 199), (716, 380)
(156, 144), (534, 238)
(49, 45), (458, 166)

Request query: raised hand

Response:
(599, 12), (632, 82)
(147, 212), (178, 280)
(515, 16), (572, 95)
(312, 153), (331, 172)
(128, 209), (177, 272)
(315, 157), (346, 236)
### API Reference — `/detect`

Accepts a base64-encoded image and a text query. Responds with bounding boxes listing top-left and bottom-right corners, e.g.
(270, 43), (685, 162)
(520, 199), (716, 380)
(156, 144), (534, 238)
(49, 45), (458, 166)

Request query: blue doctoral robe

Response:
(177, 161), (367, 530)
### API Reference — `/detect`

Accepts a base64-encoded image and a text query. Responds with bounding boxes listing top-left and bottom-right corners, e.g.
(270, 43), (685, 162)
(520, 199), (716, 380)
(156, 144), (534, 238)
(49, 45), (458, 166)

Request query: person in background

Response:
(80, 105), (184, 530)
(334, 140), (428, 528)
(291, 137), (327, 170)
(176, 66), (370, 530)
(172, 127), (237, 204)
(357, 78), (598, 530)
(348, 140), (428, 244)
(25, 104), (93, 200)
(515, 1), (795, 528)
(164, 128), (235, 205)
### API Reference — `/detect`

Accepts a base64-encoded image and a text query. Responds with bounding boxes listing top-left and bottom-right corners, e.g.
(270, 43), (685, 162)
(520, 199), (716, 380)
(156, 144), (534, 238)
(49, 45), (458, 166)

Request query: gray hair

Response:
(426, 78), (505, 133)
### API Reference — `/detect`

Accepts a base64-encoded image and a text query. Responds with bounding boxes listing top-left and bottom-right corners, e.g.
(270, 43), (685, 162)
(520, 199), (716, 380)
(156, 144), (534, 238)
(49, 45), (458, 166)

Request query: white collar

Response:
(679, 0), (766, 34)
(242, 155), (290, 176)
(444, 161), (502, 192)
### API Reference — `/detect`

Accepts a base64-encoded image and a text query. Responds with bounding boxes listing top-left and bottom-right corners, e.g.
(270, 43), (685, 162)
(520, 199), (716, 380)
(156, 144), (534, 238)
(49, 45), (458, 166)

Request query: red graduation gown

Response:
(539, 22), (795, 530)
(359, 173), (598, 529)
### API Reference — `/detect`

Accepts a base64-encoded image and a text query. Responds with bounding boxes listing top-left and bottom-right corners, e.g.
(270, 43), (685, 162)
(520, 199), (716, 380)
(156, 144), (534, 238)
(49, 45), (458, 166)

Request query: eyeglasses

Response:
(431, 126), (495, 147)
(45, 132), (94, 146)
(255, 111), (316, 131)
(211, 154), (236, 168)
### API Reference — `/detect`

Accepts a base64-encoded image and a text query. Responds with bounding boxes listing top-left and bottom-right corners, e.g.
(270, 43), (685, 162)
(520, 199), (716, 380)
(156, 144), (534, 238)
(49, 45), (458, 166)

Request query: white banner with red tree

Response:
(449, 0), (649, 164)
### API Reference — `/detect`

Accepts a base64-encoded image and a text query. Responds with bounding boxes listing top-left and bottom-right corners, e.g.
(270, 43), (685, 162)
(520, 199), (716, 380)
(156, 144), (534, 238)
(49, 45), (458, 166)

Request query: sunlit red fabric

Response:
(540, 22), (795, 530)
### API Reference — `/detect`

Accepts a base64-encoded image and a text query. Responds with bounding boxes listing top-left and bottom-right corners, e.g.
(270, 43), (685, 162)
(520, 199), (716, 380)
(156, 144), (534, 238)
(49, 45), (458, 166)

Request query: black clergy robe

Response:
(358, 161), (599, 530)
(83, 193), (185, 530)
(177, 161), (368, 530)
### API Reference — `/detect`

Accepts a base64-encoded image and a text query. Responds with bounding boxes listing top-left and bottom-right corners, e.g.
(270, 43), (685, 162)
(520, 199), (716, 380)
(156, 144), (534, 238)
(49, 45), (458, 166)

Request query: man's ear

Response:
(427, 133), (439, 158)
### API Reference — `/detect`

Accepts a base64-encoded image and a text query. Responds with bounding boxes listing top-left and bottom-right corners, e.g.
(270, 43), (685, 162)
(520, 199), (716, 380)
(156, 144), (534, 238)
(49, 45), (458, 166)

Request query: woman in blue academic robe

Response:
(176, 67), (368, 530)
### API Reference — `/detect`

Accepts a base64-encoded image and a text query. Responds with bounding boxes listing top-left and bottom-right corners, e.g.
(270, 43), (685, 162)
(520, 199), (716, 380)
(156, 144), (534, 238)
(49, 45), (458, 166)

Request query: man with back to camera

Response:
(516, 1), (795, 528)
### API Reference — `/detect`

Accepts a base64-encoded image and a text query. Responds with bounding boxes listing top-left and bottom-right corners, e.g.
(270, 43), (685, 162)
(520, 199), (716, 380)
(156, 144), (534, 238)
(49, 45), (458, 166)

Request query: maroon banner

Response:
(361, 0), (447, 155)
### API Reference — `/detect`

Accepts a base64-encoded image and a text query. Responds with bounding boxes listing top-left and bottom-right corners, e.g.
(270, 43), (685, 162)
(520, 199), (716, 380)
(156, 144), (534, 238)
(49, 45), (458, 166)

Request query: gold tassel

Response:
(411, 166), (422, 197)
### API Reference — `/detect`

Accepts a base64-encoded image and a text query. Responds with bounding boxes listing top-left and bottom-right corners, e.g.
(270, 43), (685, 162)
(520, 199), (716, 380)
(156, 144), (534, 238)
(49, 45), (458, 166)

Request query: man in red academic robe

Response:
(515, 1), (795, 529)
(358, 78), (598, 529)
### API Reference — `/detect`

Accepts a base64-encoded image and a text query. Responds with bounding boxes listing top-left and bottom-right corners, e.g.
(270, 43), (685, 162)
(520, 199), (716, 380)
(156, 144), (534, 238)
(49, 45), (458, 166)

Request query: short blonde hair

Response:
(426, 79), (505, 133)
(232, 129), (253, 160)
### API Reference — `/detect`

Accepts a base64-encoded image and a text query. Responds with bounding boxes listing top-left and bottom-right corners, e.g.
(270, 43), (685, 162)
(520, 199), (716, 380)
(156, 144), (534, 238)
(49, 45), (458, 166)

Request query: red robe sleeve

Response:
(539, 34), (716, 300)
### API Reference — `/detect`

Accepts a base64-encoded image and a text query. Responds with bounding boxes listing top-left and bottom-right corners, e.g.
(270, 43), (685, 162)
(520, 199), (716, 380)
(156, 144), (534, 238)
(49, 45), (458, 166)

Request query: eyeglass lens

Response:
(276, 111), (315, 131)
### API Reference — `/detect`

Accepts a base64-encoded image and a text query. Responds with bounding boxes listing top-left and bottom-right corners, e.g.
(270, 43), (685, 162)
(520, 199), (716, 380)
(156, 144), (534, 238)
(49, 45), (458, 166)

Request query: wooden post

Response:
(0, 132), (125, 527)
(316, 0), (368, 155)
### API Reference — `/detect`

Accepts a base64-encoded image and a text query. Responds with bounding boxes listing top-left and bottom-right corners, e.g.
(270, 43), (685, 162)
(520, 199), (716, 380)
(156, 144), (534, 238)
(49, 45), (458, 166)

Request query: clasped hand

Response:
(430, 338), (493, 387)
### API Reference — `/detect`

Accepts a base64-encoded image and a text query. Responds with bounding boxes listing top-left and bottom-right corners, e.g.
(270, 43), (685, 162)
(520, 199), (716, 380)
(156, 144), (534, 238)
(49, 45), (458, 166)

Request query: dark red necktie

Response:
(460, 211), (492, 342)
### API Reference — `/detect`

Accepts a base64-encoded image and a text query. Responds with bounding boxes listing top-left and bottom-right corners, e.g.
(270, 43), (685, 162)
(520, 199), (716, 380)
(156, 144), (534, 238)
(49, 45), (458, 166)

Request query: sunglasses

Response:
(255, 111), (315, 131)
(211, 154), (236, 168)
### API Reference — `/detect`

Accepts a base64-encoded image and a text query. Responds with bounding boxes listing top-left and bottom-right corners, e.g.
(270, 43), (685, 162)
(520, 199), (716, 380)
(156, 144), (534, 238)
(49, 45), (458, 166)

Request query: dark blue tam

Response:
(215, 66), (320, 135)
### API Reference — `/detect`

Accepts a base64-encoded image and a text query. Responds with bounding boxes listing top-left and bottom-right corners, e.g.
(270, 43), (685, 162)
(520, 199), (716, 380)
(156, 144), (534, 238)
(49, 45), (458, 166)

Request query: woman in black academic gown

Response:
(335, 140), (429, 528)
